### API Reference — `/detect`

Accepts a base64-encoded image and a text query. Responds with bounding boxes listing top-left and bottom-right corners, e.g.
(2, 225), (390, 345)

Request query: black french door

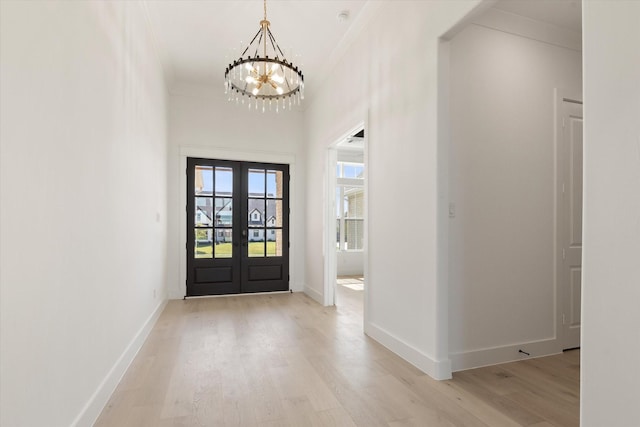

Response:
(186, 158), (289, 296)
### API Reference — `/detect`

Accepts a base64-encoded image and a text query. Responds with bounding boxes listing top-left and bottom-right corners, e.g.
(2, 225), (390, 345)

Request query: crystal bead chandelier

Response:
(224, 0), (304, 112)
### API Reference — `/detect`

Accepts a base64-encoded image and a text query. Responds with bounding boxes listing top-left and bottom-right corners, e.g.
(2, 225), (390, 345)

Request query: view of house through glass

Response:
(194, 166), (284, 259)
(247, 168), (284, 258)
(194, 165), (234, 259)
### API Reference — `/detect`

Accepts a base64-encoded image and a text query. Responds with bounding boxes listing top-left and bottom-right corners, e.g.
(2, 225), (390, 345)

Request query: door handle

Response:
(242, 229), (247, 237)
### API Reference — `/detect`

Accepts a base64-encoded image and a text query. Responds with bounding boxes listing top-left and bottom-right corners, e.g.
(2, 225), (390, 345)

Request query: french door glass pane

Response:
(266, 229), (283, 257)
(214, 197), (233, 226)
(248, 169), (265, 197)
(194, 229), (213, 258)
(266, 199), (283, 227)
(214, 229), (232, 258)
(195, 197), (213, 226)
(266, 170), (283, 198)
(248, 236), (265, 257)
(215, 167), (233, 196)
(195, 166), (213, 195)
(248, 199), (265, 227)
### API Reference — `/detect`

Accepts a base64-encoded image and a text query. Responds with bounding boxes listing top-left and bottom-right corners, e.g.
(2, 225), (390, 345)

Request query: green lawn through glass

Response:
(195, 242), (277, 258)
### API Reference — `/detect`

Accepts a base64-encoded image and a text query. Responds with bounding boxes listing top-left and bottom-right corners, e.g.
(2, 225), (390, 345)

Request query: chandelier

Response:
(224, 0), (304, 112)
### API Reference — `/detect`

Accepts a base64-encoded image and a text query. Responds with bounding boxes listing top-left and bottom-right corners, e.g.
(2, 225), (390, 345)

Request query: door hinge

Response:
(562, 313), (566, 325)
(562, 183), (565, 195)
(562, 118), (566, 128)
(562, 248), (566, 260)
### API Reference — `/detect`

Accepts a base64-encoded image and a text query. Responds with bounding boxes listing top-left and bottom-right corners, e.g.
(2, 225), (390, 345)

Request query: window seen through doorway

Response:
(336, 161), (364, 251)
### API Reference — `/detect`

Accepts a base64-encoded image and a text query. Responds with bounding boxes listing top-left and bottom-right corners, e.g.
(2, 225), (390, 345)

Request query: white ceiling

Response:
(144, 0), (582, 99)
(493, 0), (582, 33)
(144, 0), (370, 93)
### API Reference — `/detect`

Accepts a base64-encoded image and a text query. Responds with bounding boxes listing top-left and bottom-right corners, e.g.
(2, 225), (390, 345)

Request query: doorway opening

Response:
(325, 126), (366, 310)
(445, 0), (583, 371)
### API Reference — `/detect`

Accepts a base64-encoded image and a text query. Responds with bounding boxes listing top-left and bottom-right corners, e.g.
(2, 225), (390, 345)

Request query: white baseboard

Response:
(365, 321), (452, 380)
(303, 285), (323, 305)
(71, 299), (168, 427)
(450, 338), (562, 372)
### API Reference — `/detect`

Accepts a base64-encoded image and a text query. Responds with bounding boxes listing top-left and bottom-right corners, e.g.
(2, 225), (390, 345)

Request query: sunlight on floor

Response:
(337, 276), (364, 291)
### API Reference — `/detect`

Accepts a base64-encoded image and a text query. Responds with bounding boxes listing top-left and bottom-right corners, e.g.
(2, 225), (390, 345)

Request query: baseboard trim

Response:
(71, 299), (168, 427)
(365, 321), (452, 380)
(303, 285), (323, 305)
(450, 338), (562, 372)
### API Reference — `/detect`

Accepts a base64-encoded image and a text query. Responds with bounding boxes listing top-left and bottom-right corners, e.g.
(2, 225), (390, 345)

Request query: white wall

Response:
(337, 251), (363, 276)
(166, 92), (305, 299)
(581, 1), (640, 425)
(448, 15), (582, 370)
(304, 0), (483, 380)
(0, 1), (168, 426)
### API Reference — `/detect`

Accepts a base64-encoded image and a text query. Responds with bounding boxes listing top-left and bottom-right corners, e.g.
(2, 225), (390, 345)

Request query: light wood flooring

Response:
(95, 282), (579, 426)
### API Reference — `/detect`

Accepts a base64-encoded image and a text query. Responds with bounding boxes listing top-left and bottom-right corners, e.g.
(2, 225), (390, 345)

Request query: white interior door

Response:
(560, 99), (583, 350)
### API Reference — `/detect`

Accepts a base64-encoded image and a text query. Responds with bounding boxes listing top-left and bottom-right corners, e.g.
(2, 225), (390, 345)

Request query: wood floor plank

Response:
(94, 282), (579, 426)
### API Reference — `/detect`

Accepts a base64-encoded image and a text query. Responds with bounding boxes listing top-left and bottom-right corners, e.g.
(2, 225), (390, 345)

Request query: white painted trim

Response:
(303, 285), (324, 305)
(450, 337), (562, 372)
(473, 8), (582, 52)
(324, 146), (338, 307)
(175, 146), (298, 299)
(362, 110), (370, 328)
(436, 38), (452, 376)
(72, 300), (167, 427)
(365, 322), (452, 380)
(178, 146), (296, 165)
